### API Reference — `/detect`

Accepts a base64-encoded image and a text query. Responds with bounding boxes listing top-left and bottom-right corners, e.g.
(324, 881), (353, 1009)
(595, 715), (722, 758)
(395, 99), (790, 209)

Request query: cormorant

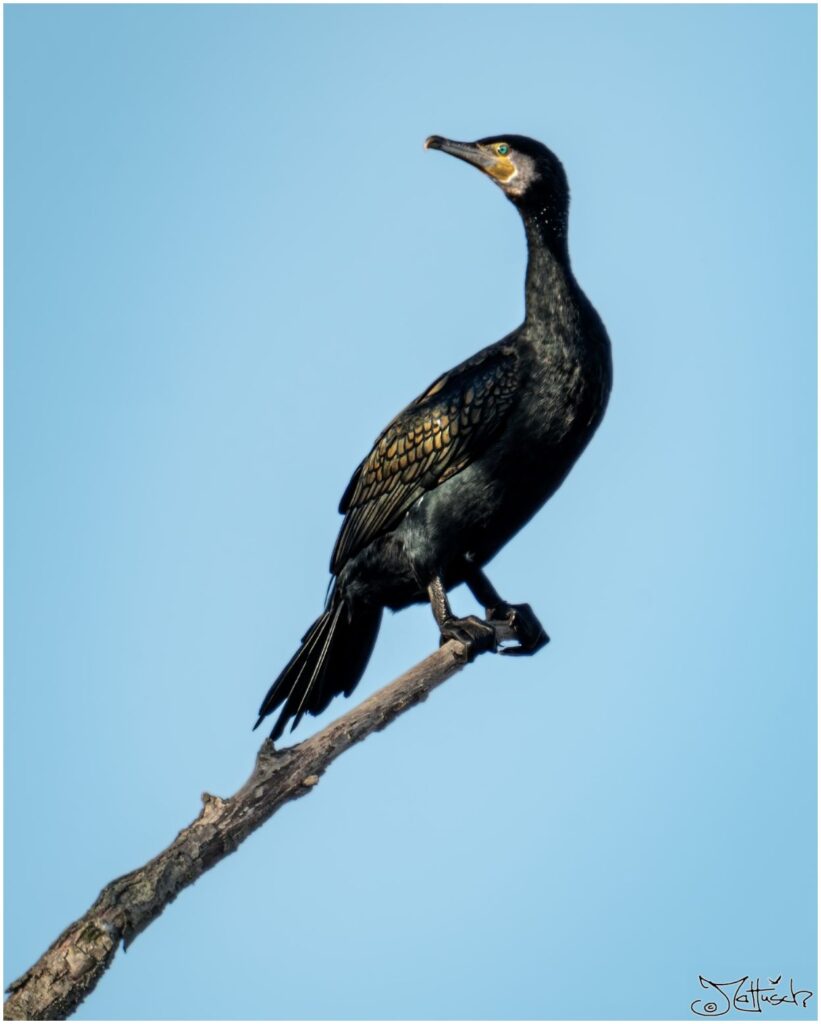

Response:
(256, 134), (612, 741)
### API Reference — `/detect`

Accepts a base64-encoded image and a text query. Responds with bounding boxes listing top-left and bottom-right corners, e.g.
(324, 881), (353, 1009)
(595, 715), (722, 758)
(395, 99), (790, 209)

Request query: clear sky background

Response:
(5, 4), (817, 1020)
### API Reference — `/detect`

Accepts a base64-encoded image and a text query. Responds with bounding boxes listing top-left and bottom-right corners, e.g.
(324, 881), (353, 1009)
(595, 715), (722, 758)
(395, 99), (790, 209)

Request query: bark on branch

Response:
(5, 624), (517, 1021)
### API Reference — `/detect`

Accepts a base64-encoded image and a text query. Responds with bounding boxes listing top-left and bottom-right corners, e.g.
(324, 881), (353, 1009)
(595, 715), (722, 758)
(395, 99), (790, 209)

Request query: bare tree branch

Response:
(4, 624), (517, 1021)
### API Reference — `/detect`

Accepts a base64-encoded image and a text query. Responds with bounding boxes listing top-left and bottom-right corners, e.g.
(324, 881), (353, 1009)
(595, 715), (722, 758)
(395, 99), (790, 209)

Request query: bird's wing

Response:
(331, 342), (520, 573)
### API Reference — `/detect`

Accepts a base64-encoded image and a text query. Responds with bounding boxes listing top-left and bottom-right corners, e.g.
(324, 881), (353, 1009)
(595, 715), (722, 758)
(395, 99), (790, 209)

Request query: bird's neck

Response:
(521, 203), (575, 329)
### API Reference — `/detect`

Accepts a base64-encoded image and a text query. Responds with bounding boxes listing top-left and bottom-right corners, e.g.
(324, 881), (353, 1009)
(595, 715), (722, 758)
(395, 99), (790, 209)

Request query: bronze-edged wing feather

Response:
(331, 342), (520, 573)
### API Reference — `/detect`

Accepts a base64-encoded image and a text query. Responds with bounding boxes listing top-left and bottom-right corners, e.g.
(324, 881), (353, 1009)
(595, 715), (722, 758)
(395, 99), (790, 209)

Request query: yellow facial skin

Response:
(485, 142), (517, 184)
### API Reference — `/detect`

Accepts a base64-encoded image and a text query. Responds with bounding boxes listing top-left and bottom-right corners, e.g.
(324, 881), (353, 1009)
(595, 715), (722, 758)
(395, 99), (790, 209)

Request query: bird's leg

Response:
(465, 567), (550, 656)
(427, 575), (496, 663)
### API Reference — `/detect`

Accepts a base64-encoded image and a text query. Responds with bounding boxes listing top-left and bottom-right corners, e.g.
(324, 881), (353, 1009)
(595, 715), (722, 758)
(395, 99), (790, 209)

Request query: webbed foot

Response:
(439, 615), (497, 662)
(489, 603), (550, 656)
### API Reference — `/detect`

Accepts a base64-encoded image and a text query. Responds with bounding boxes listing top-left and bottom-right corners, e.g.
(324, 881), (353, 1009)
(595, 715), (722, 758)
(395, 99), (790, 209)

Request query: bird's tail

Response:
(255, 587), (382, 741)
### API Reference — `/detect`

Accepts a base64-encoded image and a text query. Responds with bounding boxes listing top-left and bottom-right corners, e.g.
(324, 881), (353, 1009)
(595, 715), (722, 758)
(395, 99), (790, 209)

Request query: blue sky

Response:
(5, 4), (817, 1019)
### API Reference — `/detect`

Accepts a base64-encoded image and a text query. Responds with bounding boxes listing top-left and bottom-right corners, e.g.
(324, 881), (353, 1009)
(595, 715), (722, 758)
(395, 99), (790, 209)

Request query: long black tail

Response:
(255, 587), (382, 741)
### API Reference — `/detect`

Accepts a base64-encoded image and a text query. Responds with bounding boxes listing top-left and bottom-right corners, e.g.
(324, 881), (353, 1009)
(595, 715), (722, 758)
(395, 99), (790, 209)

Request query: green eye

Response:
(497, 143), (510, 156)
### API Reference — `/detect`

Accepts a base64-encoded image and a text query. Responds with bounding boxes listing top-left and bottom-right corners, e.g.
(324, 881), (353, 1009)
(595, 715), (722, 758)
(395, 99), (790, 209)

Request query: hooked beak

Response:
(424, 135), (497, 174)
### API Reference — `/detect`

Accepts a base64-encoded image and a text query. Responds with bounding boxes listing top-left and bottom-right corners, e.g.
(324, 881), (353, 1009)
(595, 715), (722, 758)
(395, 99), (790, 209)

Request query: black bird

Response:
(256, 134), (612, 741)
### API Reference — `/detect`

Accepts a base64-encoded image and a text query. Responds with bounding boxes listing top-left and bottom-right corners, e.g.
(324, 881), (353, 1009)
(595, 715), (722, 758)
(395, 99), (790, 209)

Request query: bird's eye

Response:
(496, 143), (510, 156)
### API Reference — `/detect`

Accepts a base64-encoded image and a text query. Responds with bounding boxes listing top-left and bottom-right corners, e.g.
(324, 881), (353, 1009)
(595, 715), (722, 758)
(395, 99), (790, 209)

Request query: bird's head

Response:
(424, 133), (569, 216)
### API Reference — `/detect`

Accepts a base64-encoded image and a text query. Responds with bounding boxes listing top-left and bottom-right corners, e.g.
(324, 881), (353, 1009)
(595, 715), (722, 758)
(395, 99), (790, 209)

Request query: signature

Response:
(691, 975), (814, 1016)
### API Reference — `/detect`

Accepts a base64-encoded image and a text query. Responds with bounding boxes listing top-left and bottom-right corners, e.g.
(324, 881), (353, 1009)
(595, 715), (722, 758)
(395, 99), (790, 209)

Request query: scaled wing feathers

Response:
(331, 344), (519, 572)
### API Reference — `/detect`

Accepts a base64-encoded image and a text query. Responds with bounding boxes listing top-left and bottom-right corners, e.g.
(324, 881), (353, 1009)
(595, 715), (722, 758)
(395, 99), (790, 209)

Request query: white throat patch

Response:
(502, 153), (540, 197)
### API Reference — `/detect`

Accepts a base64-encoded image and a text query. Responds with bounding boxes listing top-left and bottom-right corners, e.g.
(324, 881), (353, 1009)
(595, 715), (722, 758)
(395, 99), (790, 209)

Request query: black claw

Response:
(490, 602), (550, 655)
(439, 615), (497, 662)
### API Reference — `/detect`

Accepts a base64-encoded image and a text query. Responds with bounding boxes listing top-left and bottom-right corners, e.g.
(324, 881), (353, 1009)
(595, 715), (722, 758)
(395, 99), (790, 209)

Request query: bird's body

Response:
(257, 134), (612, 740)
